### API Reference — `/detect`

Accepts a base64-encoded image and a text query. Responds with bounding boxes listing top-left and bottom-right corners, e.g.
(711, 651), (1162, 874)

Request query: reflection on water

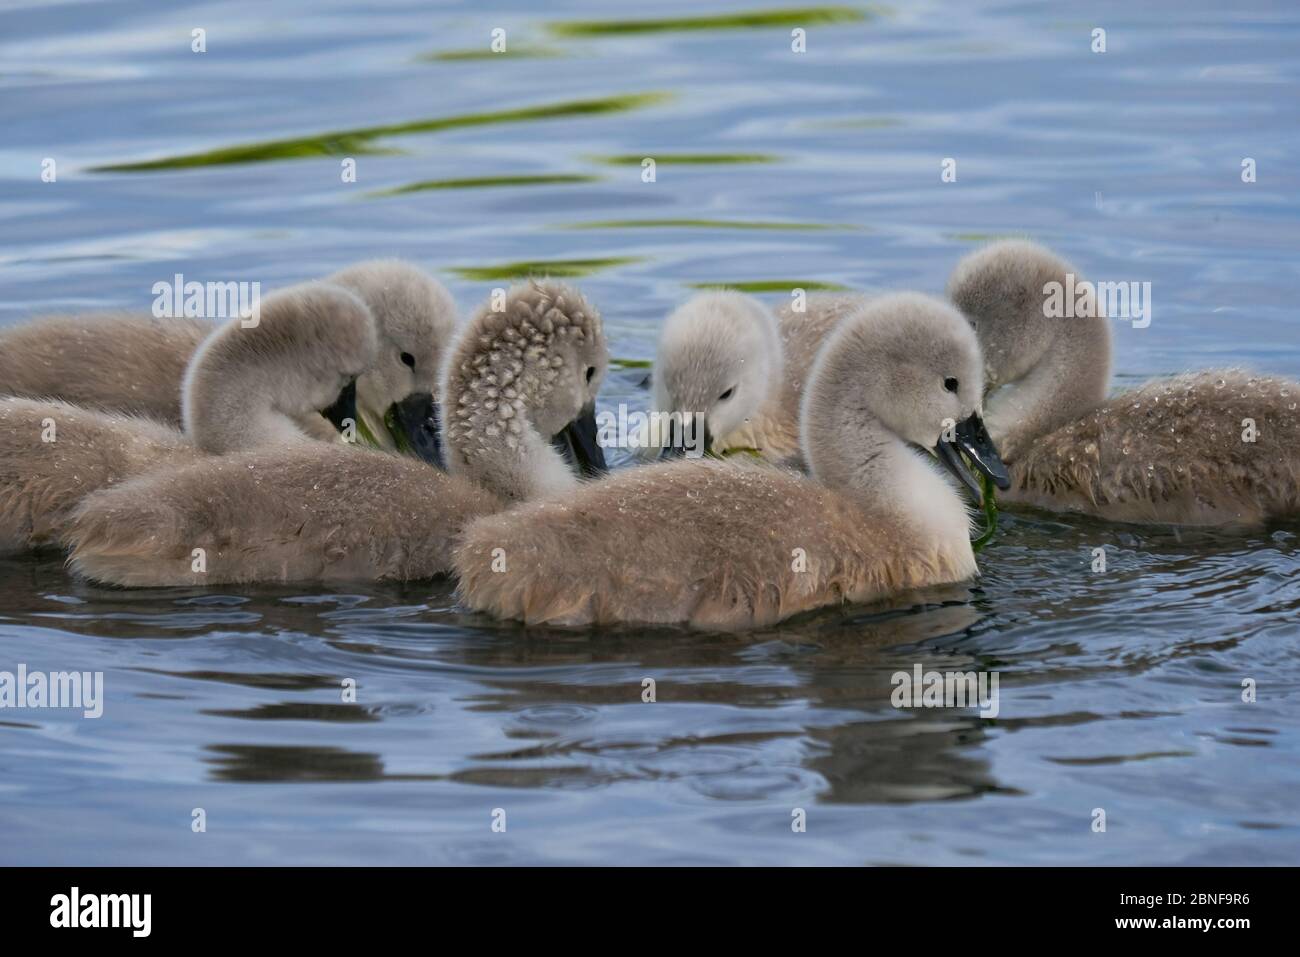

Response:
(1, 0), (1299, 865)
(1, 509), (1296, 864)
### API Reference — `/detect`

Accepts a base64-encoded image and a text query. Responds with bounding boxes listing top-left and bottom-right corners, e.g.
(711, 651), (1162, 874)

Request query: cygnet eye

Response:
(943, 376), (959, 393)
(585, 366), (595, 383)
(401, 352), (416, 369)
(718, 386), (735, 402)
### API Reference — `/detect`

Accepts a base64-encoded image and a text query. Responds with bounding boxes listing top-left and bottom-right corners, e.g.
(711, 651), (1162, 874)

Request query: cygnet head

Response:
(946, 239), (1108, 393)
(653, 291), (781, 455)
(327, 260), (459, 465)
(946, 240), (1112, 455)
(441, 280), (609, 502)
(183, 282), (378, 454)
(802, 292), (1010, 505)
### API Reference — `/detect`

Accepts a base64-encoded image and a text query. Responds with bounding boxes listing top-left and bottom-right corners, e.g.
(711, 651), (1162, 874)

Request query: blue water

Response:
(1, 0), (1298, 865)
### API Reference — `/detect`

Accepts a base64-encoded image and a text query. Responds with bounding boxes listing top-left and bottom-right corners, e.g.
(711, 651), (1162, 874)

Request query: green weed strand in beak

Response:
(971, 472), (999, 552)
(383, 406), (414, 455)
(353, 412), (383, 449)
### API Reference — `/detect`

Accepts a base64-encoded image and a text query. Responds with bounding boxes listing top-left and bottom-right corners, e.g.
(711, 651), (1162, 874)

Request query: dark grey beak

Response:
(934, 412), (1011, 504)
(551, 401), (607, 477)
(321, 378), (358, 433)
(387, 392), (444, 468)
(660, 415), (711, 460)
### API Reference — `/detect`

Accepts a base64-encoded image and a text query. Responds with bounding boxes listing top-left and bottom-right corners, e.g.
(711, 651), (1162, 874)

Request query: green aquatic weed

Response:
(549, 6), (869, 37)
(971, 473), (999, 552)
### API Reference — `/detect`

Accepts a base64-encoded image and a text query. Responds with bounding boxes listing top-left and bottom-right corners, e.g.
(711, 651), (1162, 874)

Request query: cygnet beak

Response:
(934, 412), (1011, 504)
(660, 414), (711, 460)
(387, 392), (444, 468)
(551, 401), (607, 477)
